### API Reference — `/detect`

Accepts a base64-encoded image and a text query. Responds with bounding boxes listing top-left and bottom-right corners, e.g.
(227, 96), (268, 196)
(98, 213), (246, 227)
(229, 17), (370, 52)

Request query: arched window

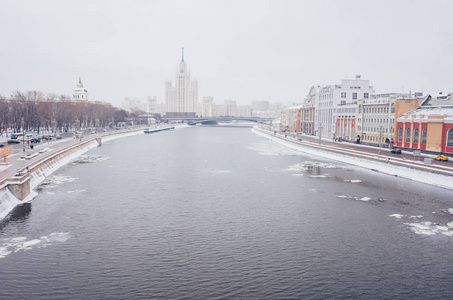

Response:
(422, 129), (427, 145)
(447, 129), (453, 147)
(405, 128), (411, 143)
(413, 128), (419, 144)
(398, 128), (403, 142)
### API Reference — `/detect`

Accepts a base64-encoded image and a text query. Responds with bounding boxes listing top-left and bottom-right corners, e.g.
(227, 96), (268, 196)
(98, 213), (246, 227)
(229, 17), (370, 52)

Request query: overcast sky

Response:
(1, 0), (452, 107)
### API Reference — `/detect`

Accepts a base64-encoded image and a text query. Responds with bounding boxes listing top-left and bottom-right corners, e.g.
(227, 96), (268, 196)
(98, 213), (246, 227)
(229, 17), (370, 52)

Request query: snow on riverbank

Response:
(0, 129), (147, 221)
(252, 128), (453, 190)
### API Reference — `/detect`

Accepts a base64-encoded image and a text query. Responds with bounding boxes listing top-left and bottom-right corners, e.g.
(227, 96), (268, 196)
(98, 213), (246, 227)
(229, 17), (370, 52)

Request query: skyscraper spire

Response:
(182, 47), (184, 62)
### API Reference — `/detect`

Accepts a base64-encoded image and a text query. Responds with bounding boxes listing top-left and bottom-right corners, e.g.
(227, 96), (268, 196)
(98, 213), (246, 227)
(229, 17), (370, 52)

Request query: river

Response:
(1, 126), (453, 299)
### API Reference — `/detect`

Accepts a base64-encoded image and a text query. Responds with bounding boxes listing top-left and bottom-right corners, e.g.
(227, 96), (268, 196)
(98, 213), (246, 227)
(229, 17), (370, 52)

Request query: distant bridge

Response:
(162, 116), (273, 125)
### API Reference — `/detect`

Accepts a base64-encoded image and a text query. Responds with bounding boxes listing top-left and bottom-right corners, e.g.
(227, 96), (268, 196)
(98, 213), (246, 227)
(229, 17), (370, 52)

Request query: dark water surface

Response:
(1, 127), (453, 299)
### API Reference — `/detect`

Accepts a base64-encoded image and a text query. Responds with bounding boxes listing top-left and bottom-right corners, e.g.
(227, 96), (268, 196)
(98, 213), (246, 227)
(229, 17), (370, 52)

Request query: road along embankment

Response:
(252, 127), (453, 190)
(0, 128), (150, 220)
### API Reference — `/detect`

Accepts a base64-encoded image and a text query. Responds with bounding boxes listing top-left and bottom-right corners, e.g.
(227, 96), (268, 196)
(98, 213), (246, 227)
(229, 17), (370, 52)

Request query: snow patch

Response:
(0, 189), (22, 220)
(252, 128), (453, 190)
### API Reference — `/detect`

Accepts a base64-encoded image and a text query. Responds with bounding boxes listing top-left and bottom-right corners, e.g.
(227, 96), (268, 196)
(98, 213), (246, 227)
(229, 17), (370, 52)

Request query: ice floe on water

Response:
(71, 154), (109, 164)
(67, 190), (86, 194)
(38, 174), (77, 190)
(0, 232), (70, 258)
(390, 214), (404, 219)
(389, 214), (453, 236)
(248, 141), (306, 156)
(404, 222), (453, 236)
(343, 179), (362, 183)
(286, 161), (340, 179)
(449, 208), (453, 215)
(307, 174), (331, 178)
(336, 194), (374, 202)
(409, 215), (424, 219)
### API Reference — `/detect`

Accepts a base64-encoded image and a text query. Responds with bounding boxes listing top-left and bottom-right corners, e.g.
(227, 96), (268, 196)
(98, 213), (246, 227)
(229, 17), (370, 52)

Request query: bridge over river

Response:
(162, 116), (273, 125)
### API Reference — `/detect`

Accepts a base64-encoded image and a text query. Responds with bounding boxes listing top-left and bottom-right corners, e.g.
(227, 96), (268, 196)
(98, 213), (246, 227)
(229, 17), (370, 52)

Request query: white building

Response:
(72, 77), (88, 101)
(147, 96), (157, 113)
(202, 96), (215, 117)
(165, 48), (198, 114)
(315, 75), (375, 139)
(358, 93), (412, 144)
(122, 97), (145, 112)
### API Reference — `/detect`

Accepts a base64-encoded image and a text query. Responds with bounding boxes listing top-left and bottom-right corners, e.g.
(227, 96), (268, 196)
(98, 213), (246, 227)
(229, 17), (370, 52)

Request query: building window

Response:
(364, 93), (369, 99)
(398, 128), (403, 142)
(352, 93), (357, 99)
(413, 128), (419, 144)
(447, 129), (453, 147)
(422, 129), (427, 145)
(341, 92), (346, 98)
(391, 103), (395, 113)
(405, 128), (411, 143)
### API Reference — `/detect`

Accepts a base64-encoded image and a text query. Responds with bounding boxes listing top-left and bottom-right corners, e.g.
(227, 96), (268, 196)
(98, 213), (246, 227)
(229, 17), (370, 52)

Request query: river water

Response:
(1, 126), (453, 299)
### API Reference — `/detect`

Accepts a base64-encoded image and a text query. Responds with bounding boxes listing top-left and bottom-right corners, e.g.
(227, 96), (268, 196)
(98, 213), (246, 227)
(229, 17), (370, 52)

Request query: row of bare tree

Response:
(0, 90), (148, 134)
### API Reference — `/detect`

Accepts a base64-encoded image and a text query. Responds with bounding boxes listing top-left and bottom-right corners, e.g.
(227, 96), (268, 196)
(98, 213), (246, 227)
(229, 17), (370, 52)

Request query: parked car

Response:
(435, 155), (449, 161)
(8, 139), (21, 144)
(390, 148), (402, 154)
(56, 134), (62, 139)
(0, 143), (4, 148)
(30, 137), (41, 143)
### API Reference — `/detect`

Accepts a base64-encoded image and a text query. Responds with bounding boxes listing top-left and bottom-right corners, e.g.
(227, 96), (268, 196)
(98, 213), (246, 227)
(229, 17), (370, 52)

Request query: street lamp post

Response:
(378, 126), (383, 155)
(21, 118), (25, 152)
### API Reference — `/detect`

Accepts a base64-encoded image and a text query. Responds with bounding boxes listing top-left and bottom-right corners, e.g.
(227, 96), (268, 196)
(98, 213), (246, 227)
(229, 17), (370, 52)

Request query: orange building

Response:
(396, 93), (453, 154)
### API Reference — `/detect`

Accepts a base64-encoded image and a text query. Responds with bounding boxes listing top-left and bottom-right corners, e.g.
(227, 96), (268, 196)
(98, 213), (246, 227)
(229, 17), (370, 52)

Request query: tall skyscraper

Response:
(165, 48), (198, 116)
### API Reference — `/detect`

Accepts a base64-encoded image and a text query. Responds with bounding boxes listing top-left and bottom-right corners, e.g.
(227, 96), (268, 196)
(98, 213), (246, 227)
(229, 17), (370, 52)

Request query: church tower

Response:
(72, 77), (89, 101)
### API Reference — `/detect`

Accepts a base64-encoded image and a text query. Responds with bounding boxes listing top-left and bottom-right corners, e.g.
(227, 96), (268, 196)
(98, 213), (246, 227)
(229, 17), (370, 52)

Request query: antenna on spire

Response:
(182, 47), (184, 62)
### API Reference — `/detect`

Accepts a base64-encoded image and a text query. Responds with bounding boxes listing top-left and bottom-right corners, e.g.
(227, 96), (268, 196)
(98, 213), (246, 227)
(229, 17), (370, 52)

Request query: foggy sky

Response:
(1, 0), (452, 107)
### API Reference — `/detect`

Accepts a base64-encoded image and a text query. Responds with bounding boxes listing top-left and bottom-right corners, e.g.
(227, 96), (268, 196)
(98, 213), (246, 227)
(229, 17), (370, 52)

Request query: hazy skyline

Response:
(1, 0), (452, 107)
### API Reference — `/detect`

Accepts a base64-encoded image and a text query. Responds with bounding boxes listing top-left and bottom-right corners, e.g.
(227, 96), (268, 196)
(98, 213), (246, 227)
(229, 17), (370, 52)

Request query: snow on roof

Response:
(421, 93), (453, 106)
(399, 105), (453, 120)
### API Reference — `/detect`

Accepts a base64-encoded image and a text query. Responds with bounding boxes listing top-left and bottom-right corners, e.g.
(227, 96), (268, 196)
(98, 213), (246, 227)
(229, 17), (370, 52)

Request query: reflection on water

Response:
(0, 203), (31, 231)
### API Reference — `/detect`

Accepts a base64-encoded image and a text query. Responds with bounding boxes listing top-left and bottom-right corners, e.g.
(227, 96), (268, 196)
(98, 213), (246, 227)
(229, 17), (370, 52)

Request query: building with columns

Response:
(165, 48), (198, 116)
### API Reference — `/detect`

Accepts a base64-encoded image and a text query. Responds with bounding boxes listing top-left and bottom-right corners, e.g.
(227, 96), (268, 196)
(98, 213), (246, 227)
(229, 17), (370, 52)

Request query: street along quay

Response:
(253, 126), (453, 190)
(0, 126), (159, 219)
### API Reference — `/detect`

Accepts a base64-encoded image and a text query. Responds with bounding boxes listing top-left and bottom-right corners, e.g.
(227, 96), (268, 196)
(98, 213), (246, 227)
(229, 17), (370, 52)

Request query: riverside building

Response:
(396, 93), (453, 154)
(315, 75), (375, 139)
(72, 77), (89, 101)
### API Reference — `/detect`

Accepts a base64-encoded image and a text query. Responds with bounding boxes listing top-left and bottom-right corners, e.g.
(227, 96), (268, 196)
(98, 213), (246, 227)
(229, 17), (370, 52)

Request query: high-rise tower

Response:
(165, 48), (198, 116)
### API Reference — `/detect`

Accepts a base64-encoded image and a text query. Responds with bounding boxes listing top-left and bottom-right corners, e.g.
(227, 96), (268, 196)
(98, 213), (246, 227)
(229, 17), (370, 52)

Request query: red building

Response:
(396, 93), (453, 154)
